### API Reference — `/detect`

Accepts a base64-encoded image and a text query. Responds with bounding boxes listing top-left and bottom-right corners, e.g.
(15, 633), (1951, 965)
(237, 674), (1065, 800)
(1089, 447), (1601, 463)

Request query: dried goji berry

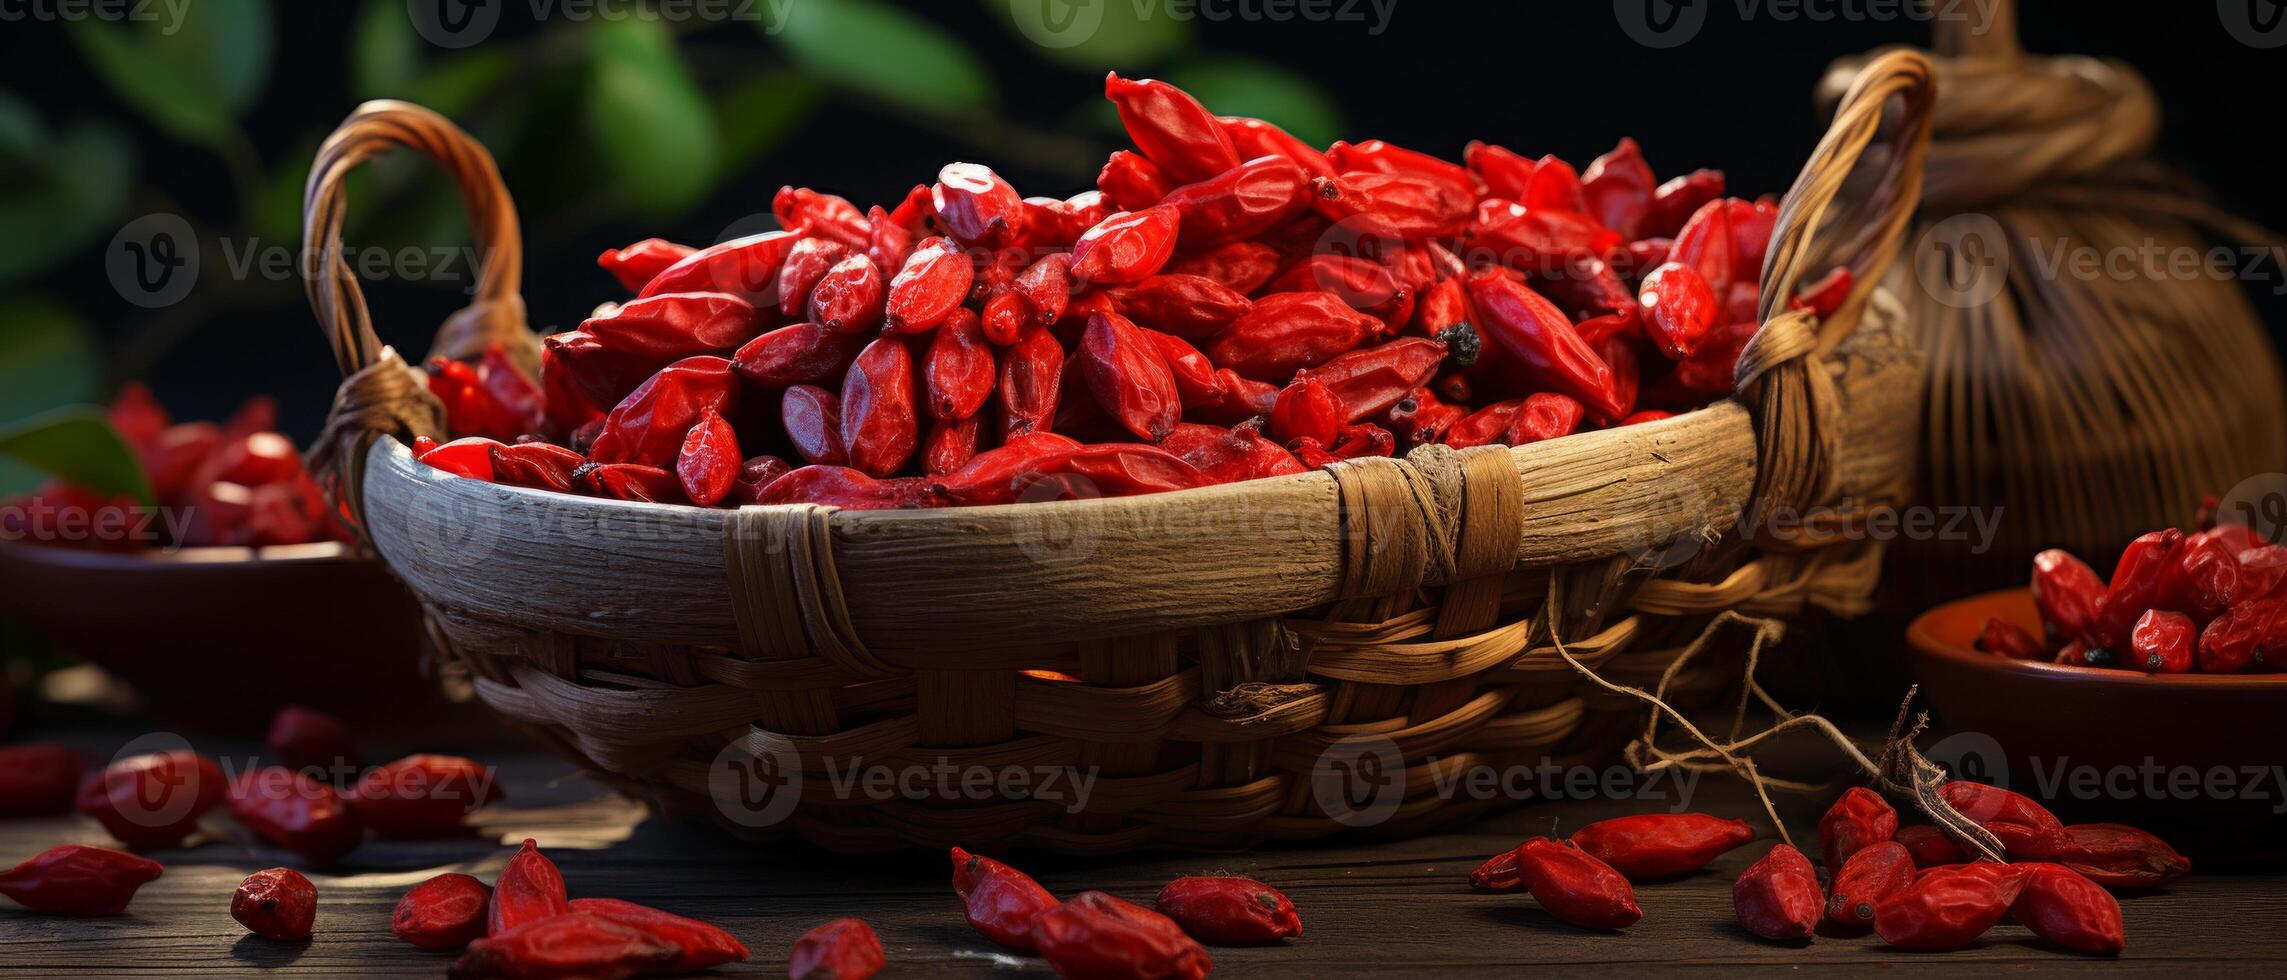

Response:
(1826, 840), (1913, 934)
(1874, 865), (2011, 951)
(884, 237), (974, 334)
(597, 238), (694, 293)
(1033, 891), (1212, 980)
(2014, 864), (2124, 956)
(1819, 787), (1900, 871)
(567, 897), (749, 972)
(1154, 875), (1301, 944)
(1733, 843), (1822, 941)
(640, 230), (801, 305)
(1069, 205), (1181, 287)
(451, 911), (680, 979)
(393, 872), (490, 950)
(350, 755), (502, 838)
(227, 768), (363, 867)
(78, 749), (226, 850)
(233, 867), (317, 941)
(1511, 837), (1642, 930)
(839, 337), (920, 478)
(0, 844), (163, 916)
(1567, 813), (1755, 880)
(489, 839), (569, 936)
(1104, 73), (1241, 184)
(265, 705), (358, 774)
(1893, 826), (1970, 868)
(789, 917), (883, 980)
(932, 162), (1024, 248)
(949, 847), (1056, 951)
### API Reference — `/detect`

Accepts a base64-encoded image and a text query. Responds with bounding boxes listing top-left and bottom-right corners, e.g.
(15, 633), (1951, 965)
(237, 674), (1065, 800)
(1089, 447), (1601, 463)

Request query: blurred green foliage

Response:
(0, 0), (1342, 480)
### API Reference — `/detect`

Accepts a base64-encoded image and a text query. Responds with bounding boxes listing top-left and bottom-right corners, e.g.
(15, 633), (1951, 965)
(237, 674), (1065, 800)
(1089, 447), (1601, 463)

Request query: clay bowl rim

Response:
(1906, 586), (2287, 689)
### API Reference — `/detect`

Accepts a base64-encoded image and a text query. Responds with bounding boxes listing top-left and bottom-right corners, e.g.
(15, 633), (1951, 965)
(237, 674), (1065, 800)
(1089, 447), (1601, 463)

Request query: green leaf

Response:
(410, 49), (515, 117)
(0, 90), (42, 157)
(587, 18), (720, 218)
(352, 0), (420, 98)
(0, 299), (101, 429)
(715, 70), (820, 173)
(0, 408), (154, 508)
(0, 121), (133, 281)
(1165, 57), (1343, 147)
(174, 0), (274, 113)
(251, 142), (313, 243)
(773, 0), (993, 117)
(995, 0), (1188, 69)
(66, 0), (272, 144)
(69, 20), (232, 144)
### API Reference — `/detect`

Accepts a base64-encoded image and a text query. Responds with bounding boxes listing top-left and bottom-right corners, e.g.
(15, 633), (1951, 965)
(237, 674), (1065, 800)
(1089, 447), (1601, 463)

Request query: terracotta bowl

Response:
(0, 540), (433, 733)
(1906, 588), (2287, 859)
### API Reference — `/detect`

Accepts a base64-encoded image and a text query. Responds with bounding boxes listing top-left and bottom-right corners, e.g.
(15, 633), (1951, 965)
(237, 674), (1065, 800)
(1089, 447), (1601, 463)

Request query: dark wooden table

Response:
(5, 727), (2284, 977)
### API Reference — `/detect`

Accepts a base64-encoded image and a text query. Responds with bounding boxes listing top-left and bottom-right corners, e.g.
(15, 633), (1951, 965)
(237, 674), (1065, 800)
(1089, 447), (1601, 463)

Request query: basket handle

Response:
(302, 100), (534, 382)
(300, 100), (537, 530)
(1735, 48), (1937, 526)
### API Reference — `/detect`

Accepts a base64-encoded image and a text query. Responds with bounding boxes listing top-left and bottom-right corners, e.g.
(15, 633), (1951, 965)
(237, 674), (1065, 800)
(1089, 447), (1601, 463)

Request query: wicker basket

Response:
(1831, 1), (2287, 604)
(301, 52), (1937, 854)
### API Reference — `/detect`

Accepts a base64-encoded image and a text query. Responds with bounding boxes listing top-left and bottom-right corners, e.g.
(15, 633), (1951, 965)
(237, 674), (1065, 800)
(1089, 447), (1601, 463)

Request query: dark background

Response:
(3, 0), (2284, 450)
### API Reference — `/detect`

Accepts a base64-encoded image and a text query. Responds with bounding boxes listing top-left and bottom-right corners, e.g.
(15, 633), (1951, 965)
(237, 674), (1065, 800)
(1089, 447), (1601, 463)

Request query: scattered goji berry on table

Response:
(349, 755), (502, 838)
(0, 844), (163, 915)
(1032, 891), (1212, 980)
(393, 872), (491, 950)
(567, 897), (748, 972)
(949, 847), (1057, 951)
(1818, 787), (1900, 872)
(489, 839), (570, 936)
(227, 768), (364, 867)
(1825, 841), (1914, 934)
(232, 867), (318, 941)
(2014, 864), (2124, 956)
(1873, 865), (2012, 951)
(789, 917), (884, 980)
(1511, 837), (1642, 930)
(1566, 813), (1755, 880)
(450, 911), (680, 979)
(1732, 843), (1822, 942)
(1153, 875), (1302, 944)
(265, 705), (358, 774)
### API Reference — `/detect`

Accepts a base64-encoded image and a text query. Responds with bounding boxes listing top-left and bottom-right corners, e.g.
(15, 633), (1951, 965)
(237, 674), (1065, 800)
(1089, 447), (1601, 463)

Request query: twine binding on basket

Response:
(300, 52), (1949, 853)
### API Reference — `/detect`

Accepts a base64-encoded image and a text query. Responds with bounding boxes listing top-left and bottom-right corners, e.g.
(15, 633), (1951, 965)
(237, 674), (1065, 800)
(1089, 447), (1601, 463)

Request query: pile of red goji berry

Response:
(1465, 782), (2182, 955)
(412, 72), (1851, 509)
(1980, 497), (2285, 672)
(0, 385), (351, 550)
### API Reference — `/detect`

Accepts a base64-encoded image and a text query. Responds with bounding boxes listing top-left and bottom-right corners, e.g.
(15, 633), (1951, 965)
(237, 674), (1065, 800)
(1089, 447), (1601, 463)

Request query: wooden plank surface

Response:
(4, 731), (2284, 977)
